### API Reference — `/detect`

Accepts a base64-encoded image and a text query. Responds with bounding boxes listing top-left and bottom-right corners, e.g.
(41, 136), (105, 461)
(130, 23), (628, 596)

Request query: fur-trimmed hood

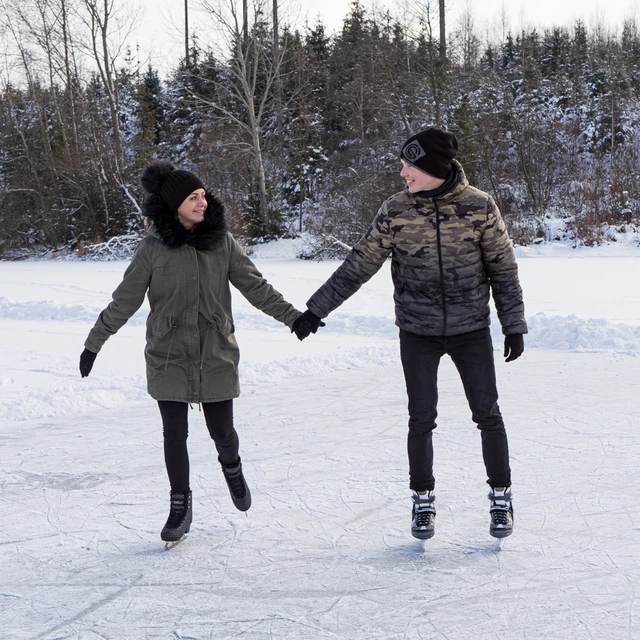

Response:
(143, 191), (227, 251)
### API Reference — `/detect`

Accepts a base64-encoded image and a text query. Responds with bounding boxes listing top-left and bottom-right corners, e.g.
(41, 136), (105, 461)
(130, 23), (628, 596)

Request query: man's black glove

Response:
(292, 310), (326, 341)
(79, 348), (98, 377)
(504, 334), (524, 362)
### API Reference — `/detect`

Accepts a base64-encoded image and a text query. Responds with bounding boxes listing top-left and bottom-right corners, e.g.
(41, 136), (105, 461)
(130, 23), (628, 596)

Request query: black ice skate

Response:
(488, 486), (513, 538)
(411, 490), (436, 540)
(161, 491), (192, 542)
(221, 460), (252, 511)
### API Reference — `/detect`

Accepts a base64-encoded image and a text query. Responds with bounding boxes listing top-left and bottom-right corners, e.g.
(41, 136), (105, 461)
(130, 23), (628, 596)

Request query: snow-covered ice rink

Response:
(1, 240), (639, 639)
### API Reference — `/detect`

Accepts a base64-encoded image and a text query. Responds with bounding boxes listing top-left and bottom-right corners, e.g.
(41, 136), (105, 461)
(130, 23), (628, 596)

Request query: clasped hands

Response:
(292, 309), (325, 341)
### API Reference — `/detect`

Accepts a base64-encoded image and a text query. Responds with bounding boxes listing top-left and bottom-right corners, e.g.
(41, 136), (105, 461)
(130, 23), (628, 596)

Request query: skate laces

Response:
(414, 508), (434, 527)
(412, 491), (435, 527)
(491, 509), (510, 525)
(166, 494), (188, 527)
(489, 487), (512, 525)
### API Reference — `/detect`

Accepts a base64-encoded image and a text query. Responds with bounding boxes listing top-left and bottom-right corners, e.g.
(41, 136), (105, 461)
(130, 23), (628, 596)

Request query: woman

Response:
(79, 161), (305, 543)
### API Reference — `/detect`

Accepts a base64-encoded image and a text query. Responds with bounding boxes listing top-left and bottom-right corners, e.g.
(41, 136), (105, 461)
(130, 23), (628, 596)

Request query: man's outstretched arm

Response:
(306, 205), (393, 320)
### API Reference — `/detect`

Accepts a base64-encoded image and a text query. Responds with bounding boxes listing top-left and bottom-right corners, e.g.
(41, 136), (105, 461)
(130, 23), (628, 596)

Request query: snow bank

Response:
(240, 344), (401, 387)
(514, 238), (640, 258)
(2, 310), (637, 424)
(0, 296), (147, 325)
(0, 377), (148, 422)
(525, 313), (640, 353)
(2, 296), (639, 353)
(1, 252), (638, 425)
(247, 235), (311, 259)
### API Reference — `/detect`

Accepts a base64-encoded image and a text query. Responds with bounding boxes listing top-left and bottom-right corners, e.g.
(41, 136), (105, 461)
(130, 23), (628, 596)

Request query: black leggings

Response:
(158, 400), (239, 493)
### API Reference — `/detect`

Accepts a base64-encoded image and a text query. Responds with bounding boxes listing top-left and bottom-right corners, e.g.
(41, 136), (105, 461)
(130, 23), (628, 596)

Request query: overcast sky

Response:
(132, 0), (640, 75)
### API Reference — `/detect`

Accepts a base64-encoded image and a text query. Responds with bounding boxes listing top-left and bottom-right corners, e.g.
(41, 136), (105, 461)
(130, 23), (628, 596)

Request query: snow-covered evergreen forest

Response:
(1, 0), (639, 258)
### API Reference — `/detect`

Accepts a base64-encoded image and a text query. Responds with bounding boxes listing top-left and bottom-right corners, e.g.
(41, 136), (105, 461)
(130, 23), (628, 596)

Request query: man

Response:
(293, 128), (527, 541)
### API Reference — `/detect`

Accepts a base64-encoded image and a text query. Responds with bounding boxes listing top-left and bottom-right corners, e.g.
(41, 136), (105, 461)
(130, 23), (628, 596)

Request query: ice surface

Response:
(0, 243), (638, 639)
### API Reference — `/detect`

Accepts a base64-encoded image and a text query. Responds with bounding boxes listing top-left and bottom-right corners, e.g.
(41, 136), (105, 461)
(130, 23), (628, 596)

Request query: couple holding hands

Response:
(80, 128), (526, 544)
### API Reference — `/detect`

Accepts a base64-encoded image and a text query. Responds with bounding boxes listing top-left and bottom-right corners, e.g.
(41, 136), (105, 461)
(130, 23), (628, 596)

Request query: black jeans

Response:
(399, 327), (511, 492)
(158, 400), (239, 493)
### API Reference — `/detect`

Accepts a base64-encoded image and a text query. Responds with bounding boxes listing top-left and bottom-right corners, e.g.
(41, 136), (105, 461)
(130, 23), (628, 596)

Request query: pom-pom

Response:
(139, 161), (176, 195)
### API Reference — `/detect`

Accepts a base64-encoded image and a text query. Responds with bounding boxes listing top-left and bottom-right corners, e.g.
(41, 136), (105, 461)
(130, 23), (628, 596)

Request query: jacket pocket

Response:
(147, 315), (175, 338)
(153, 266), (179, 276)
(208, 314), (235, 336)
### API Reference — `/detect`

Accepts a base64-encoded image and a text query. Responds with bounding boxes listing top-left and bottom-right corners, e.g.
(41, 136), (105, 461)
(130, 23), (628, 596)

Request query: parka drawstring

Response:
(164, 324), (178, 370)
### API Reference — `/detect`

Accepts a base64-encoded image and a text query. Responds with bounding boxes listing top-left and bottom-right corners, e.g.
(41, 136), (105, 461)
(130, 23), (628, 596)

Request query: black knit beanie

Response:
(139, 161), (205, 213)
(400, 128), (458, 179)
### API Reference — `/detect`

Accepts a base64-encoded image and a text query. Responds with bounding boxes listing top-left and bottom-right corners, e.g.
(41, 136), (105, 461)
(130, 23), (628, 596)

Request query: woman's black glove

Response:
(503, 334), (524, 362)
(79, 348), (98, 377)
(292, 310), (325, 341)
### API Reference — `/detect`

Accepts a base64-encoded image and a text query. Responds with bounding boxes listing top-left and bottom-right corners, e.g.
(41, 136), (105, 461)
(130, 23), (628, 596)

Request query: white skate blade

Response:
(496, 538), (505, 551)
(164, 535), (187, 550)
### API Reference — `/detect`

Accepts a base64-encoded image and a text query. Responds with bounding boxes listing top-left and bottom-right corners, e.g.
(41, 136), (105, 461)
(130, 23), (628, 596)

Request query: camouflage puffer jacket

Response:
(307, 161), (527, 337)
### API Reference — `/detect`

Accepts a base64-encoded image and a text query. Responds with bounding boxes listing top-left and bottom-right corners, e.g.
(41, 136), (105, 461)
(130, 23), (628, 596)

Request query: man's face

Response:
(400, 160), (445, 193)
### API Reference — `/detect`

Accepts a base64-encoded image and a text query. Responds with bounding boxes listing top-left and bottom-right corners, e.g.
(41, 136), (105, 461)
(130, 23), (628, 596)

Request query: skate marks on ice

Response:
(10, 469), (113, 492)
(419, 536), (503, 553)
(1, 353), (639, 638)
(406, 529), (506, 554)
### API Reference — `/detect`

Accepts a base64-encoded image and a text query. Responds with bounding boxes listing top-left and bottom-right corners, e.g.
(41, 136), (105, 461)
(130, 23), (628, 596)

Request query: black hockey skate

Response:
(161, 491), (192, 542)
(221, 460), (251, 511)
(488, 486), (513, 539)
(411, 490), (436, 540)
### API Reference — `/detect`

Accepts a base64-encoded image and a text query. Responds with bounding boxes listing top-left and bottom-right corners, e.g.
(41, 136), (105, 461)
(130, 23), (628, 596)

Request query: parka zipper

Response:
(434, 200), (448, 335)
(163, 323), (178, 370)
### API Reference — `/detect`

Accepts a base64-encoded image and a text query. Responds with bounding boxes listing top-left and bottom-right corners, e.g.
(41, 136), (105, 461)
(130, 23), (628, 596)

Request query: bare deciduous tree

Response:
(401, 0), (446, 126)
(195, 0), (289, 231)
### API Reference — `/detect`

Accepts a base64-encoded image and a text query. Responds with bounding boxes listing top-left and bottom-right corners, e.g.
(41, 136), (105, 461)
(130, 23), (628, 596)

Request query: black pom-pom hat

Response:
(140, 161), (205, 213)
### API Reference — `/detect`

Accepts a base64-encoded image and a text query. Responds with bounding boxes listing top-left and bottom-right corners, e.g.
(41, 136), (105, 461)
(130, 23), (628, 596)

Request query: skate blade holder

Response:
(164, 535), (188, 550)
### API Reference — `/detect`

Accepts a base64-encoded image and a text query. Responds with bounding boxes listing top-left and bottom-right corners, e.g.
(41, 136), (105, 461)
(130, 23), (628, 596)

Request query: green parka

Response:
(85, 194), (301, 403)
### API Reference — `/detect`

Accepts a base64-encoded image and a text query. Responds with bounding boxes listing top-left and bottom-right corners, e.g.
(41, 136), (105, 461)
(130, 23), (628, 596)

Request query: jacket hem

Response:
(150, 394), (240, 403)
(396, 319), (492, 337)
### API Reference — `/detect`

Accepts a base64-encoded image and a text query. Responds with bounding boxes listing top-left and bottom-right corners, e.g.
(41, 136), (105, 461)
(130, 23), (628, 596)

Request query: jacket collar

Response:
(144, 192), (227, 250)
(409, 160), (469, 205)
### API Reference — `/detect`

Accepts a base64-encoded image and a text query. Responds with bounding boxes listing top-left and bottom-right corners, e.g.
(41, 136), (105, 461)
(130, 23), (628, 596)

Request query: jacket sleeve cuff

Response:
(84, 336), (103, 354)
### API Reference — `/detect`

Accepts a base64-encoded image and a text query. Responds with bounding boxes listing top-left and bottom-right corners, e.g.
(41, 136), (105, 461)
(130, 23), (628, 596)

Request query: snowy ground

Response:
(1, 240), (639, 639)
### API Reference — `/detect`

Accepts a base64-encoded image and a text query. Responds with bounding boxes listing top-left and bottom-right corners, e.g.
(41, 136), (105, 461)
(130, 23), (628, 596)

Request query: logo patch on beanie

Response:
(402, 140), (426, 163)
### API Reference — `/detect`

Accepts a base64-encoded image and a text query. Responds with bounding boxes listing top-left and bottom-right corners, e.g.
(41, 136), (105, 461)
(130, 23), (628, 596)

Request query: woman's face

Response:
(176, 189), (207, 229)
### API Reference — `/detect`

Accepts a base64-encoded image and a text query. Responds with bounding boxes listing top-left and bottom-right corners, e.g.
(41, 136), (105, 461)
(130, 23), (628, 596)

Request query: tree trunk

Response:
(273, 0), (282, 121)
(246, 95), (269, 230)
(439, 0), (446, 59)
(85, 0), (123, 170)
(184, 0), (190, 65)
(242, 0), (248, 48)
